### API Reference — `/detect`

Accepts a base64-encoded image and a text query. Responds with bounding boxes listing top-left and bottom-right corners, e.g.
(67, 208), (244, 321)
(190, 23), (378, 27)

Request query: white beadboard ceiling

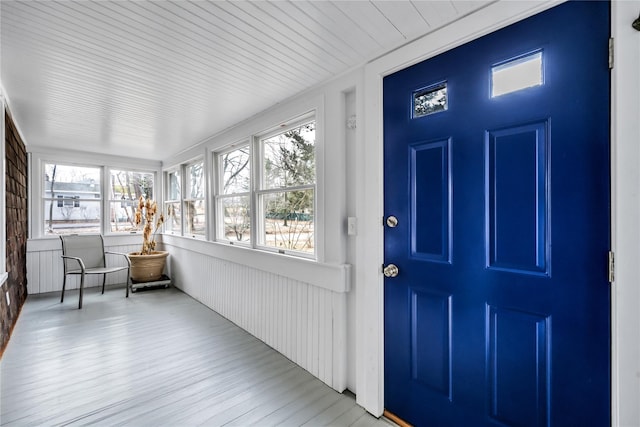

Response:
(1, 0), (490, 161)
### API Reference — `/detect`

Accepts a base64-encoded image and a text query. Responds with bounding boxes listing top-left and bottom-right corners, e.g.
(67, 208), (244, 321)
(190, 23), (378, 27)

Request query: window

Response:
(413, 81), (448, 118)
(108, 169), (154, 233)
(43, 164), (102, 235)
(185, 161), (206, 238)
(39, 162), (157, 237)
(213, 116), (316, 258)
(491, 51), (543, 97)
(164, 160), (206, 238)
(258, 120), (315, 255)
(216, 145), (251, 244)
(164, 170), (182, 235)
(57, 195), (79, 208)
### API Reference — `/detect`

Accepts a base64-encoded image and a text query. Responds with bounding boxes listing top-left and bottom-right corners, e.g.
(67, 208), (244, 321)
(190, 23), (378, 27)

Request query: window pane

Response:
(413, 82), (447, 118)
(109, 170), (154, 233)
(185, 199), (206, 237)
(44, 164), (100, 196)
(44, 199), (101, 235)
(168, 171), (181, 200)
(221, 147), (250, 195)
(109, 200), (138, 233)
(262, 122), (315, 189)
(261, 190), (314, 253)
(187, 162), (205, 199)
(492, 51), (543, 97)
(109, 170), (153, 200)
(220, 195), (251, 243)
(164, 202), (181, 234)
(43, 164), (101, 235)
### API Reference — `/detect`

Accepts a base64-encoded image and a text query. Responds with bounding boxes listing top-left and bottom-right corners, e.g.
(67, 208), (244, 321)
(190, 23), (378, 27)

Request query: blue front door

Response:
(383, 2), (611, 426)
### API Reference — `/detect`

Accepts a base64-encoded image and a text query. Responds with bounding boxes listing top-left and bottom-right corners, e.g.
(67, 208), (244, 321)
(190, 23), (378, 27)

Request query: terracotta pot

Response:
(128, 251), (168, 282)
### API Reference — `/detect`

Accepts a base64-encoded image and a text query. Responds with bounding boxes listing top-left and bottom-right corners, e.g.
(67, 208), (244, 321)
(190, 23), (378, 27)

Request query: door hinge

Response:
(608, 251), (615, 283)
(609, 37), (614, 69)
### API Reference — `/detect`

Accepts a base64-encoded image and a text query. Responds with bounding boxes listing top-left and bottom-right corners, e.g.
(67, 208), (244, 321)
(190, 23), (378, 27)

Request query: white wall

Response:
(344, 88), (359, 393)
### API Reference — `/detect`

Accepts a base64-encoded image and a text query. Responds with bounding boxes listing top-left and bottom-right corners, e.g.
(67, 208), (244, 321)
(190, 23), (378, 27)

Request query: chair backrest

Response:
(60, 234), (106, 271)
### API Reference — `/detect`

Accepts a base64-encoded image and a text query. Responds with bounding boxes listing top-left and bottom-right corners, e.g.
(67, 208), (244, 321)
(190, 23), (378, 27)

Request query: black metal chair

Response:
(60, 234), (131, 309)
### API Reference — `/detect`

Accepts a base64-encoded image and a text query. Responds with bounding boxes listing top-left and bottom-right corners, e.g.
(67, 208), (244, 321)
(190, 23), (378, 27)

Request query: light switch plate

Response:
(347, 217), (357, 236)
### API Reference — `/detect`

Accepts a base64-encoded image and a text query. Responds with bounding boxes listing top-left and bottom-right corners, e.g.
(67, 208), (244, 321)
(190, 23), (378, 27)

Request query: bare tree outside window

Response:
(219, 146), (251, 242)
(214, 117), (316, 257)
(260, 121), (315, 254)
(185, 161), (206, 237)
(164, 170), (182, 235)
(47, 165), (57, 233)
(109, 170), (154, 233)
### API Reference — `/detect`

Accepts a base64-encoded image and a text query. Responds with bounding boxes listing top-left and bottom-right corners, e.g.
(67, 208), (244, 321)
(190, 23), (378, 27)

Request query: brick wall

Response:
(1, 109), (28, 356)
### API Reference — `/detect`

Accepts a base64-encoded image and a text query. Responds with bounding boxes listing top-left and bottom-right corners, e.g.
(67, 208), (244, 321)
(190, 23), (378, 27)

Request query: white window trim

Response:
(184, 158), (207, 239)
(106, 167), (156, 235)
(42, 162), (104, 236)
(28, 149), (161, 239)
(164, 157), (207, 240)
(214, 142), (252, 248)
(255, 114), (317, 259)
(212, 111), (321, 260)
(164, 168), (183, 237)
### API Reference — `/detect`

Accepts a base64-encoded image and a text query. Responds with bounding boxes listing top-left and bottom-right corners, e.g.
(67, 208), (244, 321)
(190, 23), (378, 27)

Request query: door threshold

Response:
(383, 409), (413, 427)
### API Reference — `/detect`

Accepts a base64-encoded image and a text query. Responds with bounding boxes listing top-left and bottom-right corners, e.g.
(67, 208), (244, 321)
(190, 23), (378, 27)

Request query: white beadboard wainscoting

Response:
(161, 235), (351, 392)
(26, 236), (141, 294)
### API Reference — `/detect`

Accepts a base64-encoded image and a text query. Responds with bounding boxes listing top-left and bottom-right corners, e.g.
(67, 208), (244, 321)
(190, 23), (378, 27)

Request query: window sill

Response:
(160, 234), (350, 293)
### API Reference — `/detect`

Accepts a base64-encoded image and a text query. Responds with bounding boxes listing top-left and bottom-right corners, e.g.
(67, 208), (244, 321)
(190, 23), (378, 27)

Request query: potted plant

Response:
(128, 196), (168, 282)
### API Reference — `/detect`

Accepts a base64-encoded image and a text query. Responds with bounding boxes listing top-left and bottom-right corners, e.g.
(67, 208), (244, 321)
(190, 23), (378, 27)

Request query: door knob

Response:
(383, 264), (399, 278)
(386, 215), (398, 228)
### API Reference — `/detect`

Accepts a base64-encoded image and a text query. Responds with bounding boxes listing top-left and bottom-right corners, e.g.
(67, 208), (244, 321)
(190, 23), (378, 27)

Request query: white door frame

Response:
(355, 1), (640, 426)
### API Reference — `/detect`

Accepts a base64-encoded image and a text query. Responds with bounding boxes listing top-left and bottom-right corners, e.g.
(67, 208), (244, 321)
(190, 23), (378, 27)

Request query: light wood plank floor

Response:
(1, 286), (393, 427)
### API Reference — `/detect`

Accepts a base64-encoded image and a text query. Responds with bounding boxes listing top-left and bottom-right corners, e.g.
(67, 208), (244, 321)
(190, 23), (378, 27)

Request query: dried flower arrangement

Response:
(134, 196), (165, 255)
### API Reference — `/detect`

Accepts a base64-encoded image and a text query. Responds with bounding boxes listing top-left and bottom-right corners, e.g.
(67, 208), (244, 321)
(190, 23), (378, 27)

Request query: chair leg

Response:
(102, 274), (106, 294)
(78, 273), (85, 309)
(61, 274), (66, 303)
(126, 268), (130, 298)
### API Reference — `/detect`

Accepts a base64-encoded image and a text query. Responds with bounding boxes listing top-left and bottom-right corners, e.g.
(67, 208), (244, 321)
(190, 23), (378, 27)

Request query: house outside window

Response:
(43, 164), (101, 235)
(40, 162), (157, 236)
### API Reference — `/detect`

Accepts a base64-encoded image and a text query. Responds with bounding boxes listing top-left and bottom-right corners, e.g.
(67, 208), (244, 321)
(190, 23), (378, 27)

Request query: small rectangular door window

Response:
(492, 51), (543, 97)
